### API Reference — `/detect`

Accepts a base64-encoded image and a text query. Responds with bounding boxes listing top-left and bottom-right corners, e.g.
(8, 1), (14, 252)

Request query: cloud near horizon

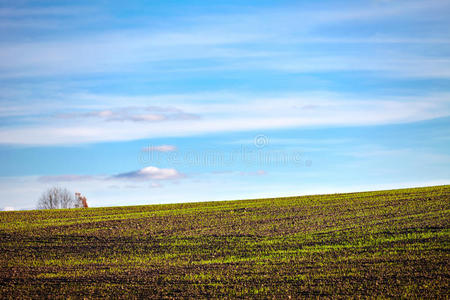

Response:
(38, 174), (97, 183)
(114, 166), (183, 181)
(36, 165), (184, 183)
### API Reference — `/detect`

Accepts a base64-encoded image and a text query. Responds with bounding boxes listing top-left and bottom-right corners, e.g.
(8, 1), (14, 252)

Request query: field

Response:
(0, 185), (449, 298)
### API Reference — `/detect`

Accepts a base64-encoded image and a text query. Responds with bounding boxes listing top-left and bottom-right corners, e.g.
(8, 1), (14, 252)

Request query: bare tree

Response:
(37, 187), (82, 209)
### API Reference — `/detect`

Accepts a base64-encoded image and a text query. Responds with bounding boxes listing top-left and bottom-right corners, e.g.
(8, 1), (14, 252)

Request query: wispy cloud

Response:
(37, 174), (97, 183)
(343, 146), (450, 164)
(0, 1), (449, 79)
(56, 106), (198, 123)
(0, 91), (449, 145)
(2, 32), (448, 79)
(114, 166), (183, 181)
(36, 167), (185, 183)
(0, 6), (95, 17)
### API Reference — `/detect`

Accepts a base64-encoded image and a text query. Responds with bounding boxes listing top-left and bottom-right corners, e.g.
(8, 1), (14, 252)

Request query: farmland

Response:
(0, 185), (449, 298)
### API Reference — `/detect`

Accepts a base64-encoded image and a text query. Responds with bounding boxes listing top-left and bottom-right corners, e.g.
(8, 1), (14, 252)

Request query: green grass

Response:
(0, 185), (449, 298)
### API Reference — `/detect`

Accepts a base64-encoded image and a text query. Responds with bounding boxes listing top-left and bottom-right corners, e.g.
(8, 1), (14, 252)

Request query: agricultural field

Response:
(0, 185), (449, 298)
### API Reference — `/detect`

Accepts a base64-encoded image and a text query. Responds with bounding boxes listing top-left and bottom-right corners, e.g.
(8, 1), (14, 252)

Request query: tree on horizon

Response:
(37, 187), (83, 209)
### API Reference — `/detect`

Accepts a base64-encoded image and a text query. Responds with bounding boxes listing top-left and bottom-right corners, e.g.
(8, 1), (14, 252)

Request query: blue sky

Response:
(0, 0), (449, 210)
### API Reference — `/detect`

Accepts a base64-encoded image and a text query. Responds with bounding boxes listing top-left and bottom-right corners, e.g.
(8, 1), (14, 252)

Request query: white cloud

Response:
(3, 206), (15, 211)
(0, 2), (449, 146)
(56, 106), (198, 123)
(0, 1), (449, 79)
(115, 166), (183, 181)
(130, 114), (166, 122)
(0, 91), (449, 145)
(35, 167), (184, 184)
